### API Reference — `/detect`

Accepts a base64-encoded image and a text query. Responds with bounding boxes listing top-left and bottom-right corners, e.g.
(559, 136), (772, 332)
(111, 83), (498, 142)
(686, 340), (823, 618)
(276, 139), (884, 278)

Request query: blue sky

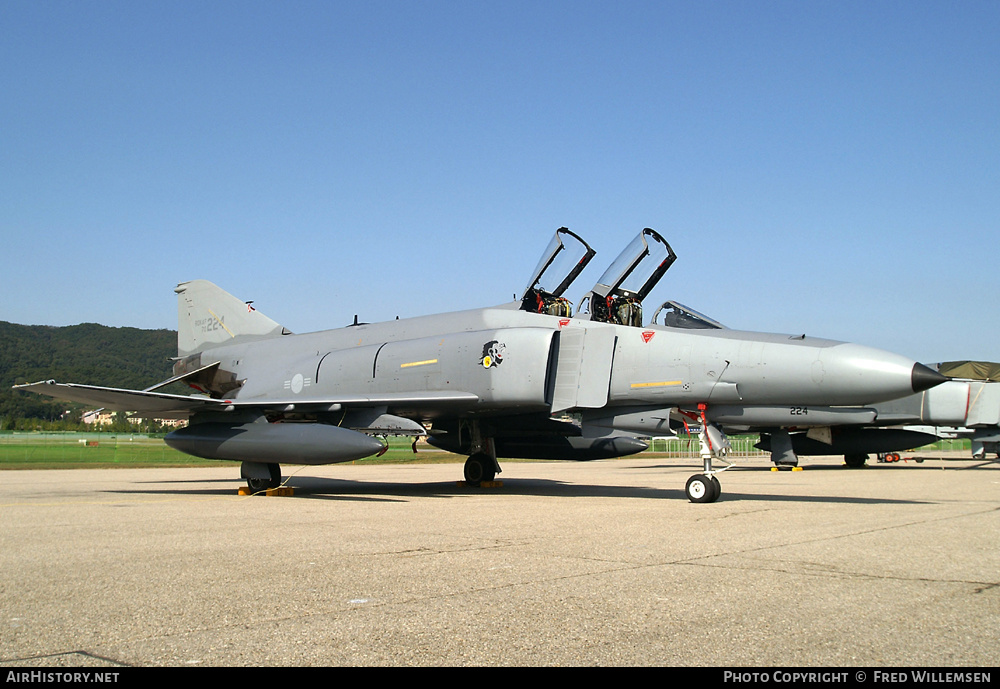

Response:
(3, 1), (998, 364)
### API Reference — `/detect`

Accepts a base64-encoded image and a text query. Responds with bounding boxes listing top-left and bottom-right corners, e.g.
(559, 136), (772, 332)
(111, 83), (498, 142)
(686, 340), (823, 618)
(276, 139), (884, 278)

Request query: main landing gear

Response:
(463, 427), (501, 487)
(844, 453), (868, 468)
(242, 461), (282, 492)
(463, 452), (497, 486)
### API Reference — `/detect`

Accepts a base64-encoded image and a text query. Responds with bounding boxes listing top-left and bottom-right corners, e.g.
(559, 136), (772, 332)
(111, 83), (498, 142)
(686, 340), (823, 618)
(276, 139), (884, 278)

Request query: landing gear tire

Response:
(246, 463), (281, 492)
(686, 474), (720, 503)
(844, 453), (868, 468)
(464, 453), (495, 486)
(247, 477), (271, 492)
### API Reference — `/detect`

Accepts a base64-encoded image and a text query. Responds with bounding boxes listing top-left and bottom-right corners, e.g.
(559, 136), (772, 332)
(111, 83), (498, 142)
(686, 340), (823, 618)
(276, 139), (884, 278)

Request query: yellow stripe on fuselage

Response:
(400, 359), (439, 368)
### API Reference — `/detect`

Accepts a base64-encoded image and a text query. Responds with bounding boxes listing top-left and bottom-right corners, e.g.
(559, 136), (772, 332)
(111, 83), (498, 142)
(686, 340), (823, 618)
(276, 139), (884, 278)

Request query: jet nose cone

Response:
(911, 363), (949, 393)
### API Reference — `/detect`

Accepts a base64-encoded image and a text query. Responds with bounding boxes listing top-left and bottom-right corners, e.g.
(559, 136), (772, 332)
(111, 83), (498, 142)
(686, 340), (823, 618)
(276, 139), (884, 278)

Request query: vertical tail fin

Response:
(175, 280), (289, 357)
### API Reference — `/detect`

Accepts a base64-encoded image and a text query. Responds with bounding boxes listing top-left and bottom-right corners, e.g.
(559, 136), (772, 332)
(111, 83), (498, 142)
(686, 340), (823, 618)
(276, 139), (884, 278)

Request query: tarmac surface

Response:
(1, 452), (997, 667)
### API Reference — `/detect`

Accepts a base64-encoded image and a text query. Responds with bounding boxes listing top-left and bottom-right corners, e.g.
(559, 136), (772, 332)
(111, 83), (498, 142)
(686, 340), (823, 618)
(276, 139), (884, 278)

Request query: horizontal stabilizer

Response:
(144, 361), (222, 392)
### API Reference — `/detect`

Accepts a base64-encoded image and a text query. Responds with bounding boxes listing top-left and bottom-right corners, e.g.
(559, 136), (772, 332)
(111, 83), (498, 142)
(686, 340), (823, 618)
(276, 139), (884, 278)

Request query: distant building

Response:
(81, 410), (115, 426)
(81, 410), (184, 427)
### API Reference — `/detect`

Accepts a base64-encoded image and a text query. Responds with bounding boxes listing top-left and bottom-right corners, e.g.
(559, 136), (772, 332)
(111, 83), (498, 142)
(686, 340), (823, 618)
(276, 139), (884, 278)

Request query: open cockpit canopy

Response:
(580, 228), (677, 326)
(520, 227), (596, 316)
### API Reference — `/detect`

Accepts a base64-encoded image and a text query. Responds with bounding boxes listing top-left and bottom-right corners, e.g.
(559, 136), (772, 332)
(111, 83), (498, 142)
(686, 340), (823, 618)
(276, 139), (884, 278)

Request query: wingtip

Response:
(11, 379), (56, 389)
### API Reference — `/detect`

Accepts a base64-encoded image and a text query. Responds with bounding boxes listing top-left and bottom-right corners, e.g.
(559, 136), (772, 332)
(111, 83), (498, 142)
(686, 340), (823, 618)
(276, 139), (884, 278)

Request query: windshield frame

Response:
(651, 300), (727, 329)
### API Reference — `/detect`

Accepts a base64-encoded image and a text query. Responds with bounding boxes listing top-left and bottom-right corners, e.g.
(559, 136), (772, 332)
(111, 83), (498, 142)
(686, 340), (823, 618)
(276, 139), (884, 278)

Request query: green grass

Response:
(920, 438), (971, 451)
(0, 432), (226, 469)
(0, 432), (465, 470)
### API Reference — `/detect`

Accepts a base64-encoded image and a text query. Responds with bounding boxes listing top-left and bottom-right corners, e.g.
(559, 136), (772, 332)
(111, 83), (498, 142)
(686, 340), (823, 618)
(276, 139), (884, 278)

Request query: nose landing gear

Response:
(684, 406), (731, 503)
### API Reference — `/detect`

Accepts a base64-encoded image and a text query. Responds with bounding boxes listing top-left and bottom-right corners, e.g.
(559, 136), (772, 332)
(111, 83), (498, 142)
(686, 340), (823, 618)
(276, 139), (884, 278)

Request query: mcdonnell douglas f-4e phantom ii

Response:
(15, 228), (947, 502)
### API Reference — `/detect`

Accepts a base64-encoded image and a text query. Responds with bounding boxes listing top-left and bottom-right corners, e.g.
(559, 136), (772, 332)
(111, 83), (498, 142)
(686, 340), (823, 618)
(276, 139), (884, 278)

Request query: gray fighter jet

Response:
(758, 360), (1000, 466)
(15, 228), (947, 502)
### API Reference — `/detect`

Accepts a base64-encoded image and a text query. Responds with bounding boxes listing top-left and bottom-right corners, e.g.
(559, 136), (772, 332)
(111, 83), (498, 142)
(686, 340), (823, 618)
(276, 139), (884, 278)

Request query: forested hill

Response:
(0, 321), (176, 422)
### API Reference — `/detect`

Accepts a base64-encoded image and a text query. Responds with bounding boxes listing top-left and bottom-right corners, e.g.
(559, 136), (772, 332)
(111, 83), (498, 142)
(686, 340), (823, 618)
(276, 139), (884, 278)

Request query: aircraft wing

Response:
(13, 380), (480, 420)
(13, 381), (221, 419)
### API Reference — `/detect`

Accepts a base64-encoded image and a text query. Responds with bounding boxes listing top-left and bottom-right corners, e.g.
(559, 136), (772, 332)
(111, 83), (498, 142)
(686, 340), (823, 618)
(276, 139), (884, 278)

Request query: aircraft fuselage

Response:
(185, 303), (932, 423)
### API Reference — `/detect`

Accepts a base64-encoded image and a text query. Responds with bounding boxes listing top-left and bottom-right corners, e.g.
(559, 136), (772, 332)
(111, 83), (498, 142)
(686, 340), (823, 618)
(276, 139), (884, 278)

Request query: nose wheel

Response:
(685, 473), (721, 503)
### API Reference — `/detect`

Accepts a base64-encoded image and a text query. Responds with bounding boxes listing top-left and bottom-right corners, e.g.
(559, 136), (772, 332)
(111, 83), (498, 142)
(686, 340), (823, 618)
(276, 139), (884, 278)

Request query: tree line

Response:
(0, 321), (176, 430)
